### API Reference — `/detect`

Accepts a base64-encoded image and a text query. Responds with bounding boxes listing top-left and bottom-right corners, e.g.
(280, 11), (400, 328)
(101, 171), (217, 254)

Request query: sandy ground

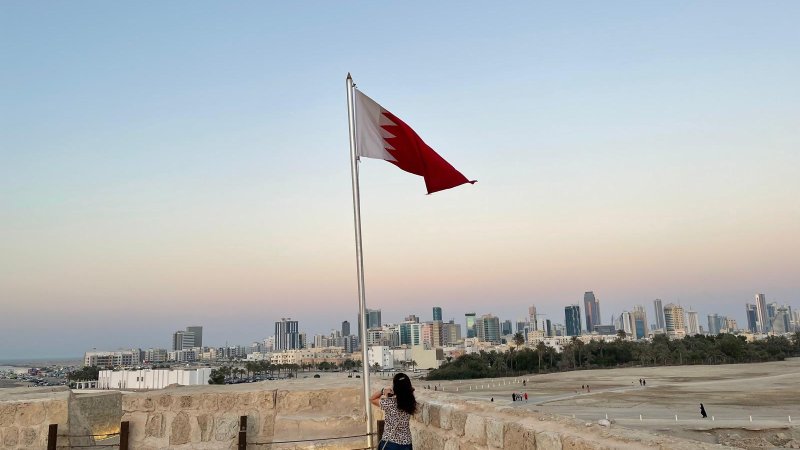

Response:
(433, 358), (800, 448)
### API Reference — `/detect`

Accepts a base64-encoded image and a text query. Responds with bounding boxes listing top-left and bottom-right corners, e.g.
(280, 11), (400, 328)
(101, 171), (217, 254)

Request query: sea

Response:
(0, 357), (82, 372)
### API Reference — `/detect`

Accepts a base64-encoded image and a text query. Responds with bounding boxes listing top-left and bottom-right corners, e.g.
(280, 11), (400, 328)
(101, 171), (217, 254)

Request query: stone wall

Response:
(408, 391), (735, 450)
(0, 388), (69, 450)
(121, 381), (368, 449)
(1, 380), (741, 449)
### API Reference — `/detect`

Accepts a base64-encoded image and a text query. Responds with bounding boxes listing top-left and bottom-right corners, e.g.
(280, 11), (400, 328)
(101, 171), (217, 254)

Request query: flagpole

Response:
(346, 73), (374, 448)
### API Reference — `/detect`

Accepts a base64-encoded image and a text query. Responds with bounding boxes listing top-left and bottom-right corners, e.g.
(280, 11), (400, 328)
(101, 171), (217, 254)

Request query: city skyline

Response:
(2, 2), (799, 358)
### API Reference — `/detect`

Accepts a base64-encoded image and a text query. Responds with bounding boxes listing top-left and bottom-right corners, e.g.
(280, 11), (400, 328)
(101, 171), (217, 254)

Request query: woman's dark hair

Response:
(392, 372), (417, 415)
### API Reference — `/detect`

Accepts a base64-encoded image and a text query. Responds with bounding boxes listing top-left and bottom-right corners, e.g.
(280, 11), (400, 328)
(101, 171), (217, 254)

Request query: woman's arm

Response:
(369, 388), (385, 407)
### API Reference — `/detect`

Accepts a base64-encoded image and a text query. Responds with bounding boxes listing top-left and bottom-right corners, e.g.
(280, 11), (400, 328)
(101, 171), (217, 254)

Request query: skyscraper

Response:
(707, 314), (724, 335)
(433, 307), (442, 322)
(583, 292), (600, 332)
(686, 310), (700, 335)
(528, 306), (538, 331)
(663, 304), (686, 338)
(342, 320), (351, 337)
(755, 293), (768, 333)
(565, 305), (581, 337)
(274, 318), (300, 351)
(632, 305), (648, 339)
(475, 314), (501, 343)
(653, 299), (665, 330)
(501, 320), (513, 336)
(465, 313), (477, 338)
(358, 308), (382, 337)
(185, 326), (203, 348)
(745, 304), (758, 333)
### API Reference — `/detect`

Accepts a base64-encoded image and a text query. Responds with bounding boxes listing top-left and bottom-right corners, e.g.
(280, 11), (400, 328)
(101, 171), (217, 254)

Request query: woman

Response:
(370, 372), (417, 450)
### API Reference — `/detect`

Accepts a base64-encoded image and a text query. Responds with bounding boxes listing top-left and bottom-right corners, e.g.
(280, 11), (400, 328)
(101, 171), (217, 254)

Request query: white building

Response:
(368, 346), (394, 370)
(84, 350), (141, 368)
(96, 368), (211, 390)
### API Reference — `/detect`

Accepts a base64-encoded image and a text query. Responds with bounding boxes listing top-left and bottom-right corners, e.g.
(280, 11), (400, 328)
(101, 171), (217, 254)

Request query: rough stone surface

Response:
(451, 409), (468, 436)
(465, 414), (487, 445)
(145, 412), (165, 438)
(503, 421), (536, 450)
(196, 413), (214, 442)
(535, 431), (563, 450)
(486, 416), (504, 448)
(170, 411), (191, 445)
(3, 426), (18, 447)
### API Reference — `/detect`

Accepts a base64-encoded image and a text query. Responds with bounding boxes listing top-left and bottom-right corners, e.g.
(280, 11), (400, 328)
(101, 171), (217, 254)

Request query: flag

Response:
(354, 89), (476, 194)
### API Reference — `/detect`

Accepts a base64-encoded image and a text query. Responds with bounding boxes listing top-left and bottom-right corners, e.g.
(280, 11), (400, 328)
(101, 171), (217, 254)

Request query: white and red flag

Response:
(354, 89), (476, 194)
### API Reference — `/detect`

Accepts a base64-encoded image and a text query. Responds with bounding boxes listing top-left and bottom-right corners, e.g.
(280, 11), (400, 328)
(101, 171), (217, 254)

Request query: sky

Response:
(1, 2), (799, 359)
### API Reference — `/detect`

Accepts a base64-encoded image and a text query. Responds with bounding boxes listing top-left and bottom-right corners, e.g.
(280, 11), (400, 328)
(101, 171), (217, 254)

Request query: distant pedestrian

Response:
(643, 379), (646, 386)
(524, 392), (528, 402)
(581, 384), (585, 390)
(491, 397), (494, 402)
(700, 403), (707, 419)
(511, 393), (515, 402)
(639, 378), (642, 386)
(587, 385), (590, 393)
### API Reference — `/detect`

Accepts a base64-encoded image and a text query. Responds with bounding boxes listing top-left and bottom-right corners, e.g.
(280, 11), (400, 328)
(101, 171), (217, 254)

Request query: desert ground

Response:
(431, 358), (800, 448)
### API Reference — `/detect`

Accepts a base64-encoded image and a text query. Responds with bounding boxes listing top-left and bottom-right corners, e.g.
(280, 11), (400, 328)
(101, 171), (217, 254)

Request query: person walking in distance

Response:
(371, 373), (417, 449)
(700, 403), (707, 419)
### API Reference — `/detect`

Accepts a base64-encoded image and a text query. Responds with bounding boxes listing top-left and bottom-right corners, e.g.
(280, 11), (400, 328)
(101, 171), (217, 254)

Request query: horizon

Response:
(2, 2), (798, 359)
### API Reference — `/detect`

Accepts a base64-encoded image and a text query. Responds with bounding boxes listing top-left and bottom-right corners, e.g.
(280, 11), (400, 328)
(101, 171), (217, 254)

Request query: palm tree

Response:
(513, 332), (525, 347)
(536, 342), (547, 372)
(616, 329), (627, 340)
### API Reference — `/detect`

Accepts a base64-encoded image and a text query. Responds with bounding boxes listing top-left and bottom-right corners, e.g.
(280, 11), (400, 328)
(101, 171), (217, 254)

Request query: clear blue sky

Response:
(1, 2), (798, 358)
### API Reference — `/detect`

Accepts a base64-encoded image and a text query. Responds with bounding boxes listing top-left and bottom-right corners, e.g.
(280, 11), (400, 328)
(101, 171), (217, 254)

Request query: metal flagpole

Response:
(346, 73), (374, 449)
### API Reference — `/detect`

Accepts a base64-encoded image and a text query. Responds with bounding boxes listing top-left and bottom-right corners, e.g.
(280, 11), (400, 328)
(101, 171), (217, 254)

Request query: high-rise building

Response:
(399, 322), (422, 346)
(465, 313), (477, 338)
(617, 311), (634, 337)
(663, 304), (686, 338)
(545, 319), (552, 337)
(564, 305), (581, 337)
(767, 302), (778, 327)
(707, 314), (724, 335)
(686, 310), (700, 335)
(185, 326), (203, 348)
(342, 320), (351, 337)
(745, 304), (759, 333)
(358, 308), (382, 337)
(441, 320), (462, 345)
(755, 293), (768, 333)
(583, 292), (601, 333)
(773, 306), (791, 334)
(274, 318), (300, 351)
(528, 306), (538, 331)
(653, 299), (665, 330)
(516, 321), (527, 333)
(632, 305), (648, 339)
(501, 320), (513, 336)
(475, 314), (501, 343)
(433, 307), (442, 322)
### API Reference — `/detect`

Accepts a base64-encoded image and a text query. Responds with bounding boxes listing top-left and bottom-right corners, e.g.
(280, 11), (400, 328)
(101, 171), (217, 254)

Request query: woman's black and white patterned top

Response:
(379, 396), (412, 444)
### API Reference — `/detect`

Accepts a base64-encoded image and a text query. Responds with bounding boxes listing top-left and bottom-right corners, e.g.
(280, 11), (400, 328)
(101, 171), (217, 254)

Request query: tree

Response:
(68, 366), (100, 382)
(513, 332), (525, 347)
(208, 369), (225, 384)
(616, 329), (627, 340)
(536, 342), (547, 372)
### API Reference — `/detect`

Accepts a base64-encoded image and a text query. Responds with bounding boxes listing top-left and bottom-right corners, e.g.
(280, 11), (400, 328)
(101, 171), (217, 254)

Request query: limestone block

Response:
(255, 390), (276, 410)
(486, 417), (504, 448)
(122, 396), (138, 412)
(444, 438), (460, 450)
(276, 391), (310, 411)
(177, 395), (197, 410)
(3, 426), (18, 447)
(44, 399), (68, 423)
(122, 412), (146, 443)
(450, 409), (467, 437)
(259, 412), (276, 438)
(196, 414), (214, 442)
(428, 404), (441, 428)
(200, 393), (218, 410)
(561, 435), (604, 450)
(141, 397), (155, 411)
(0, 403), (17, 426)
(465, 414), (486, 445)
(421, 403), (431, 425)
(535, 431), (562, 450)
(415, 427), (447, 450)
(237, 392), (255, 407)
(218, 394), (237, 411)
(169, 411), (191, 445)
(439, 405), (453, 430)
(157, 394), (173, 409)
(145, 412), (166, 438)
(21, 427), (37, 447)
(214, 417), (238, 441)
(503, 422), (535, 450)
(16, 402), (46, 426)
